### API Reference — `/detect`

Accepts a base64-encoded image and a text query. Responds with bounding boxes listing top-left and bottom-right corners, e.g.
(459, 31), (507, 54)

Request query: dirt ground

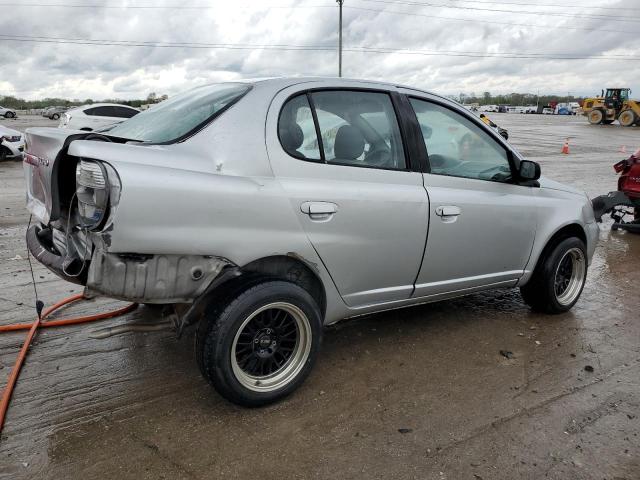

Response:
(0, 113), (639, 480)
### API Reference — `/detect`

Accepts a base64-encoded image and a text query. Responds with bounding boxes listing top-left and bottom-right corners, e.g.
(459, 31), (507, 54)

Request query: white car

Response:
(0, 125), (24, 160)
(479, 105), (499, 113)
(542, 107), (554, 115)
(0, 106), (17, 118)
(59, 103), (139, 131)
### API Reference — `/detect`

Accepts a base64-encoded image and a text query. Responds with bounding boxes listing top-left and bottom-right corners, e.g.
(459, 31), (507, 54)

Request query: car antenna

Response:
(26, 215), (44, 319)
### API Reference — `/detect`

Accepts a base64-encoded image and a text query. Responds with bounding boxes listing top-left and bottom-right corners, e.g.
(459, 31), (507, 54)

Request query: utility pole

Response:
(337, 0), (344, 77)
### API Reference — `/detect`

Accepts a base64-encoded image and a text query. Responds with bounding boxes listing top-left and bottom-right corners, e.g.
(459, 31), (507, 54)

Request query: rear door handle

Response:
(300, 201), (338, 221)
(435, 205), (461, 217)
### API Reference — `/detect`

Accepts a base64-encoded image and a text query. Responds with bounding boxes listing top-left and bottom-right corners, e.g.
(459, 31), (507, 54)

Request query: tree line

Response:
(455, 91), (586, 106)
(1, 90), (593, 110)
(0, 92), (168, 109)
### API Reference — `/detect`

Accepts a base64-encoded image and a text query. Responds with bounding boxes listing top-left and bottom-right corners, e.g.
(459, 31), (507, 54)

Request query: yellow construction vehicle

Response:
(581, 88), (640, 127)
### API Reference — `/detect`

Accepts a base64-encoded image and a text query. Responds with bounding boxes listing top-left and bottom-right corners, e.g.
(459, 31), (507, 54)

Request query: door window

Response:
(278, 90), (406, 170)
(410, 98), (512, 182)
(311, 91), (405, 170)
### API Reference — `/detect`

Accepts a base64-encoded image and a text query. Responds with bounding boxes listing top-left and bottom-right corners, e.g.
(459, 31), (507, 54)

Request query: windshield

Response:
(108, 83), (251, 143)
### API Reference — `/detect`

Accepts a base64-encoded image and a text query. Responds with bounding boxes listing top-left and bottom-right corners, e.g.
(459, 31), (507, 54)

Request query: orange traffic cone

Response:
(619, 145), (627, 154)
(561, 138), (570, 154)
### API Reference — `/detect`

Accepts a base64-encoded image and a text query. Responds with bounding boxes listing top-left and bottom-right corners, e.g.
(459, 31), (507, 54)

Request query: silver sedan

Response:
(24, 78), (598, 406)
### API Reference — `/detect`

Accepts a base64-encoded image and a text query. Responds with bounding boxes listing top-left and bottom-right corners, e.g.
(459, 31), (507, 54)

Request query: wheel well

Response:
(534, 224), (587, 272)
(241, 255), (326, 318)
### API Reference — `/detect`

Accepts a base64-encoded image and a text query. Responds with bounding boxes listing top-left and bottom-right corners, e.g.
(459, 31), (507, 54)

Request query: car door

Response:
(266, 85), (429, 307)
(404, 94), (538, 297)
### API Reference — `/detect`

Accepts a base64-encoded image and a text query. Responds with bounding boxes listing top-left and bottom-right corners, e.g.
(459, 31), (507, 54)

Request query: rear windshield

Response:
(108, 83), (251, 143)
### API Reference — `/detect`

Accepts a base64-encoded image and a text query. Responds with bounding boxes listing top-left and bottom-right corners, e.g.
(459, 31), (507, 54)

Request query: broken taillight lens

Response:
(76, 159), (109, 229)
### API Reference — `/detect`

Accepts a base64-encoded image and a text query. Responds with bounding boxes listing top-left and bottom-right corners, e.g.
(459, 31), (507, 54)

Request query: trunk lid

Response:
(24, 128), (86, 224)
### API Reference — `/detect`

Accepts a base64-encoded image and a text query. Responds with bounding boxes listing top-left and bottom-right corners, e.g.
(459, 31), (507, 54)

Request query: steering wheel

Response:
(478, 164), (511, 181)
(365, 144), (394, 168)
(428, 154), (466, 172)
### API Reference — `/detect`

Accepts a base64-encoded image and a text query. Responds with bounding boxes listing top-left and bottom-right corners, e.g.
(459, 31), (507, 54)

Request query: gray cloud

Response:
(0, 0), (637, 100)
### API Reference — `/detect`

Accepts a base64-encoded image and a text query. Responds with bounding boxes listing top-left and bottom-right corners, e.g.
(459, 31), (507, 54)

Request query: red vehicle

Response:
(592, 148), (640, 233)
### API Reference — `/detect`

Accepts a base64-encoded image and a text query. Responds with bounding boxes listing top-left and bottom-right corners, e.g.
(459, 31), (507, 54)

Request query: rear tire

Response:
(4, 111), (15, 119)
(520, 237), (587, 314)
(51, 113), (60, 120)
(196, 279), (322, 407)
(588, 109), (604, 124)
(618, 110), (636, 127)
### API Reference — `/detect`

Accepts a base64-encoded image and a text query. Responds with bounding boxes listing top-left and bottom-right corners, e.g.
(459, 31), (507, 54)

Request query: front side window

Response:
(278, 90), (406, 170)
(410, 98), (512, 182)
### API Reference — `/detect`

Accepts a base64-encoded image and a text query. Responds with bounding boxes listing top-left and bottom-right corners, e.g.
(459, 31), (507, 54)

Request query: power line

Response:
(2, 1), (635, 33)
(1, 34), (638, 61)
(355, 0), (640, 22)
(442, 0), (640, 12)
(0, 2), (333, 8)
(1, 0), (631, 11)
(345, 5), (637, 34)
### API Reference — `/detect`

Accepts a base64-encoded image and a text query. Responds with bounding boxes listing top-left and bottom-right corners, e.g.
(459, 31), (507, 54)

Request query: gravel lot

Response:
(1, 113), (639, 480)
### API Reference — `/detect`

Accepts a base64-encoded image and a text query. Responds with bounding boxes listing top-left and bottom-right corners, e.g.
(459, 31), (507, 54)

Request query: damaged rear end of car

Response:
(24, 129), (234, 304)
(23, 83), (260, 308)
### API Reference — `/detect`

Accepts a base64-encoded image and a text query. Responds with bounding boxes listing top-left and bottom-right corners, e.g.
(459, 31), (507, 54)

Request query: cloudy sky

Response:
(0, 0), (638, 100)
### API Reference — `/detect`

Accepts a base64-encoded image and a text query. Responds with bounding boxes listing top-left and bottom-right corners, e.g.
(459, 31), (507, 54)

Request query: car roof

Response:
(239, 76), (424, 91)
(0, 125), (21, 136)
(217, 76), (451, 104)
(79, 103), (138, 110)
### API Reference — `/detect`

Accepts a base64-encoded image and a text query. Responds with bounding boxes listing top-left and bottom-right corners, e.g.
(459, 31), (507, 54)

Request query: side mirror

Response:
(519, 160), (541, 181)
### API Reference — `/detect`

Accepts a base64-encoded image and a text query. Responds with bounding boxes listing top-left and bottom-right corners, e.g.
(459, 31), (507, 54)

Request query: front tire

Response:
(520, 237), (587, 314)
(4, 111), (15, 119)
(51, 113), (60, 120)
(196, 279), (322, 407)
(618, 110), (636, 127)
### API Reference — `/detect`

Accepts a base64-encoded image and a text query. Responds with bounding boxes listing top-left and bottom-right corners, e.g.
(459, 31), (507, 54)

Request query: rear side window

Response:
(112, 106), (138, 118)
(85, 106), (125, 117)
(108, 83), (251, 143)
(278, 90), (406, 170)
(278, 94), (321, 161)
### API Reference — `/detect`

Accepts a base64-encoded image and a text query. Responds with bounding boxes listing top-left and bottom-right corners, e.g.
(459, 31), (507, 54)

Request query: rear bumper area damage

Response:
(26, 225), (87, 285)
(27, 224), (233, 303)
(85, 250), (232, 303)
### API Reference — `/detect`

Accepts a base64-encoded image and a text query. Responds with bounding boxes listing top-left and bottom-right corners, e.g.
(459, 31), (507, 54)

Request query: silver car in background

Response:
(23, 78), (598, 406)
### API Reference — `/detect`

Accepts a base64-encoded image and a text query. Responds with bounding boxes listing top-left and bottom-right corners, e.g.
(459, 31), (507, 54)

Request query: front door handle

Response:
(435, 205), (461, 217)
(300, 201), (338, 221)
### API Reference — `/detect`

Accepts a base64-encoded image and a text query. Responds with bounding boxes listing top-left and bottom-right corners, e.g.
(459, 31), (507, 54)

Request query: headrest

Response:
(280, 123), (304, 152)
(334, 125), (365, 160)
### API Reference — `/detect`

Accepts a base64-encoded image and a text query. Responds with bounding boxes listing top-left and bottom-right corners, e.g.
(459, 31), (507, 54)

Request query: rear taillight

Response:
(76, 160), (109, 229)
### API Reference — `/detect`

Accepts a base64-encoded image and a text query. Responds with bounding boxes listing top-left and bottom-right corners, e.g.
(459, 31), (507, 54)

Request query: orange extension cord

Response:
(0, 294), (137, 435)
